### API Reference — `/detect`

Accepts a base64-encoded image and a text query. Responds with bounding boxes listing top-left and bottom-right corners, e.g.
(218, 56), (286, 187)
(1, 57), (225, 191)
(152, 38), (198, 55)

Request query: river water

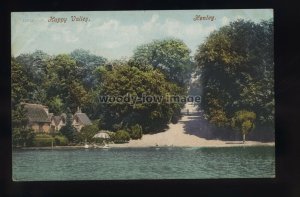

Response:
(12, 146), (275, 181)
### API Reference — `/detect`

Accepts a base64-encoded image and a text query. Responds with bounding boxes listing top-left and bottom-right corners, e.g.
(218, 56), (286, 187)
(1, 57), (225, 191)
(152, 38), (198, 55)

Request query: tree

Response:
(45, 54), (92, 113)
(129, 124), (143, 139)
(97, 63), (184, 133)
(113, 130), (130, 143)
(194, 19), (274, 136)
(12, 104), (35, 147)
(15, 50), (50, 104)
(11, 58), (35, 105)
(70, 49), (107, 89)
(231, 110), (256, 143)
(77, 124), (99, 143)
(47, 95), (64, 115)
(132, 39), (194, 87)
(60, 112), (77, 143)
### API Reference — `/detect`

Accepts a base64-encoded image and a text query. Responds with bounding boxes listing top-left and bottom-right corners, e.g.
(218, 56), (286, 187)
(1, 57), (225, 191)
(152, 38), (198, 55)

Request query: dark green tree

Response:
(129, 124), (143, 139)
(70, 49), (107, 89)
(11, 58), (35, 105)
(113, 130), (130, 143)
(194, 19), (274, 136)
(60, 112), (77, 143)
(77, 124), (99, 143)
(132, 39), (194, 87)
(98, 63), (184, 133)
(12, 104), (35, 147)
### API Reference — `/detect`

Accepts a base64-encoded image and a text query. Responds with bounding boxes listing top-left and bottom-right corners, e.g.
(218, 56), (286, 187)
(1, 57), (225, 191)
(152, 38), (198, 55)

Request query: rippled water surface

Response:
(12, 146), (275, 181)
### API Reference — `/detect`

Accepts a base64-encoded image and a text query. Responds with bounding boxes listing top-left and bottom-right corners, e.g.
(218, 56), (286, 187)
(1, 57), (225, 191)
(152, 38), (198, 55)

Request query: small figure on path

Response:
(187, 109), (189, 115)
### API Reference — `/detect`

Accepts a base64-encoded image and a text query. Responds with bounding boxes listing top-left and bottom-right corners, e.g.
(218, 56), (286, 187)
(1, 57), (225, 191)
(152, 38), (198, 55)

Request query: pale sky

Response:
(11, 9), (273, 60)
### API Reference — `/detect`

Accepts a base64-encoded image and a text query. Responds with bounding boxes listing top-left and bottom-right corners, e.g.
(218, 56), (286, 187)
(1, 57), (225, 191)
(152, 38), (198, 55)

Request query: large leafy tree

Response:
(132, 39), (194, 87)
(12, 104), (35, 147)
(98, 62), (184, 133)
(70, 49), (107, 89)
(195, 19), (274, 135)
(60, 112), (77, 143)
(11, 58), (35, 105)
(45, 54), (92, 113)
(15, 50), (50, 104)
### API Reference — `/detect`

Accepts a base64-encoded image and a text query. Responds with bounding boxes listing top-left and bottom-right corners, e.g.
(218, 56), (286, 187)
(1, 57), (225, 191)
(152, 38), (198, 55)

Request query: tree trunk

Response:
(243, 134), (246, 144)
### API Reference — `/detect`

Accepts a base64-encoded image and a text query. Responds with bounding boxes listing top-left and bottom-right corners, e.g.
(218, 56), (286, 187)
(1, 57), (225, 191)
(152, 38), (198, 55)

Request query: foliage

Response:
(113, 130), (130, 143)
(132, 38), (194, 86)
(11, 58), (35, 105)
(77, 124), (99, 142)
(60, 112), (77, 143)
(231, 110), (256, 142)
(194, 19), (274, 132)
(98, 63), (184, 133)
(129, 124), (143, 139)
(32, 134), (68, 146)
(47, 95), (64, 115)
(12, 104), (35, 147)
(70, 49), (107, 89)
(54, 135), (68, 146)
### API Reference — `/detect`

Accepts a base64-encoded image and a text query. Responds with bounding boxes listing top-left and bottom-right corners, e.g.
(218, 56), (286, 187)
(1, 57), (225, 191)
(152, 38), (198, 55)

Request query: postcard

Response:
(11, 9), (274, 181)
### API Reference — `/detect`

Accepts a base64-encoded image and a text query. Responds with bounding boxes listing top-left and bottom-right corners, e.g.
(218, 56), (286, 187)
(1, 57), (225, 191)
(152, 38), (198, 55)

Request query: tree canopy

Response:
(98, 62), (184, 133)
(195, 19), (274, 136)
(132, 38), (194, 87)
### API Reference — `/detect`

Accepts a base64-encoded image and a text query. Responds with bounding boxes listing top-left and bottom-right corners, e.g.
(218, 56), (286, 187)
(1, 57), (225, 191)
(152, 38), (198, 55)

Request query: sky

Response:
(11, 9), (273, 60)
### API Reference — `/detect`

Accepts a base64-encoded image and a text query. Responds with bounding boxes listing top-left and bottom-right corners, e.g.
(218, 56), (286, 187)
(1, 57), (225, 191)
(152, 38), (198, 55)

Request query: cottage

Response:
(23, 103), (92, 133)
(72, 107), (92, 132)
(50, 113), (66, 132)
(23, 103), (51, 133)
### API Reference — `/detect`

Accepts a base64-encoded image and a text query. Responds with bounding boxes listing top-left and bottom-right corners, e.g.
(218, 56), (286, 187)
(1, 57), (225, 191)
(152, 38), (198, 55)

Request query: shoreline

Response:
(15, 102), (275, 150)
(15, 141), (275, 150)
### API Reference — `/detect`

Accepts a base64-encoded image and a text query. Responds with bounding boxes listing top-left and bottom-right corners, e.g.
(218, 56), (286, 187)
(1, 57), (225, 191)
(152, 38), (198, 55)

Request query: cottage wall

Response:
(58, 121), (65, 131)
(31, 123), (40, 132)
(42, 123), (50, 133)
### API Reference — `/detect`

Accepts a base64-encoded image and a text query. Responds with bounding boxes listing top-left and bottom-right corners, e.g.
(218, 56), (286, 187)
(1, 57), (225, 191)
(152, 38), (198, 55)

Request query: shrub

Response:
(129, 124), (143, 139)
(33, 136), (53, 147)
(231, 110), (256, 143)
(77, 124), (99, 143)
(54, 135), (68, 146)
(113, 130), (130, 143)
(33, 134), (69, 146)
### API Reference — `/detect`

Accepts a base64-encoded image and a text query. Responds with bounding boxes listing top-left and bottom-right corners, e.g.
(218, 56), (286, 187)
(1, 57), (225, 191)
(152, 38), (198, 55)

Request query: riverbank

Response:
(18, 102), (274, 150)
(17, 141), (274, 150)
(110, 102), (275, 148)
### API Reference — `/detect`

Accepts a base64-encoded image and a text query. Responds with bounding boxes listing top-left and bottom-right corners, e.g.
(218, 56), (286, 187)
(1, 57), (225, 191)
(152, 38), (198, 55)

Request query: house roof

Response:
(52, 116), (62, 126)
(74, 113), (92, 125)
(23, 103), (51, 123)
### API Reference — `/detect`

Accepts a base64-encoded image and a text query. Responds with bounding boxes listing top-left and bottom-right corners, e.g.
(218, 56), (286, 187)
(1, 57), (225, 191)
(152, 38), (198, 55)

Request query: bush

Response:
(113, 130), (130, 144)
(129, 124), (143, 139)
(33, 136), (53, 147)
(54, 135), (68, 146)
(77, 124), (99, 143)
(33, 134), (69, 146)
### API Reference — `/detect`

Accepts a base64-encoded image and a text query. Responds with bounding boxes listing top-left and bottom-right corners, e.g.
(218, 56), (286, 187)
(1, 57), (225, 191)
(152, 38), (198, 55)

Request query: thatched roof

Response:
(23, 103), (51, 123)
(74, 113), (92, 125)
(51, 113), (67, 126)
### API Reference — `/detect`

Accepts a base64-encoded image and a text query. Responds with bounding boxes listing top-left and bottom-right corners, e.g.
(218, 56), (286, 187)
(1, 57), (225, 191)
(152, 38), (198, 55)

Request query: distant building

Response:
(23, 103), (51, 133)
(50, 113), (66, 132)
(23, 103), (92, 133)
(72, 107), (92, 132)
